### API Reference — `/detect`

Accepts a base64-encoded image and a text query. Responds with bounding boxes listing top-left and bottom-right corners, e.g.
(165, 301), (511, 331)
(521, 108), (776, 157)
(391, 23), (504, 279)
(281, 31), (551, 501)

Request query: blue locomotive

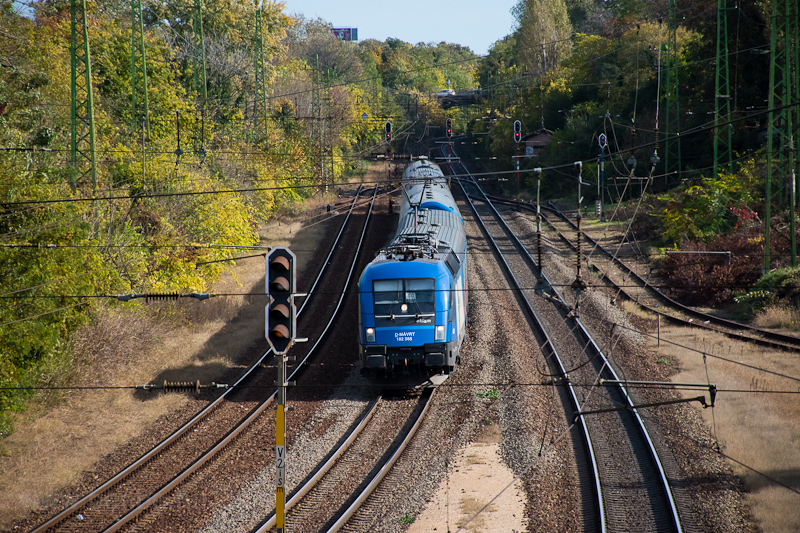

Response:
(358, 157), (468, 378)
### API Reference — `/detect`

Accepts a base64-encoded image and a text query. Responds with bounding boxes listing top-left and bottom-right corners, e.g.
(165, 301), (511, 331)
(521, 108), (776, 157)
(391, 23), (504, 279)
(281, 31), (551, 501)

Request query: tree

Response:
(512, 0), (573, 77)
(287, 17), (364, 84)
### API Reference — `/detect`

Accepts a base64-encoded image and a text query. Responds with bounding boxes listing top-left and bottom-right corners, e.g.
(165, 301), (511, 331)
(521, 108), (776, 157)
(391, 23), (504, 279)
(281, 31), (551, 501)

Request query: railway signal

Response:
(265, 246), (299, 533)
(385, 120), (392, 143)
(446, 118), (452, 138)
(513, 120), (522, 143)
(266, 246), (297, 354)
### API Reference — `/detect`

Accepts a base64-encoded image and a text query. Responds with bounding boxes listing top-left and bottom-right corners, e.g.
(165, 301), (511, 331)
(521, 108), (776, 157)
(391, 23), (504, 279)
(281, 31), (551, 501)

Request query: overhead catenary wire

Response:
(8, 2), (798, 514)
(4, 3), (780, 336)
(5, 91), (797, 209)
(3, 0), (737, 127)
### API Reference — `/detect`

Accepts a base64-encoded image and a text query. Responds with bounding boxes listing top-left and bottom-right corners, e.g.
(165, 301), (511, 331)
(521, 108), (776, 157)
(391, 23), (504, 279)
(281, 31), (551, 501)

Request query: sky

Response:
(280, 0), (519, 56)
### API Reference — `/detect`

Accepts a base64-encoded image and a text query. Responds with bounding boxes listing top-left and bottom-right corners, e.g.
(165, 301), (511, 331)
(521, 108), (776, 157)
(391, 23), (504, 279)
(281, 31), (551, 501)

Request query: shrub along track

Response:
(25, 186), (388, 533)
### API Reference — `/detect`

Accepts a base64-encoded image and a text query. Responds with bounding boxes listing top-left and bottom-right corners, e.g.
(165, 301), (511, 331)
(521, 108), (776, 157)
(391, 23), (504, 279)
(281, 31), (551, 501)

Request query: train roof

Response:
(373, 156), (466, 268)
(402, 177), (459, 215)
(403, 159), (444, 180)
(372, 208), (466, 265)
(398, 208), (465, 250)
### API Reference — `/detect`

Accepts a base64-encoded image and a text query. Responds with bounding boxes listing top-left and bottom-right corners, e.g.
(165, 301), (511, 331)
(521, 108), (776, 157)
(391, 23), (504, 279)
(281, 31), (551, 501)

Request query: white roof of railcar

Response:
(402, 179), (459, 215)
(403, 160), (444, 180)
(396, 209), (466, 256)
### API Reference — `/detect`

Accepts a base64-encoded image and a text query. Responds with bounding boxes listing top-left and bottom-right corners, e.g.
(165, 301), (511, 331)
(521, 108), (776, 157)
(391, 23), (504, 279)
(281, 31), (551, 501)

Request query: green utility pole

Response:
(70, 0), (97, 192)
(131, 0), (150, 140)
(714, 0), (733, 178)
(765, 0), (800, 270)
(662, 0), (681, 182)
(192, 0), (207, 103)
(253, 9), (269, 145)
(311, 56), (325, 190)
(325, 86), (334, 183)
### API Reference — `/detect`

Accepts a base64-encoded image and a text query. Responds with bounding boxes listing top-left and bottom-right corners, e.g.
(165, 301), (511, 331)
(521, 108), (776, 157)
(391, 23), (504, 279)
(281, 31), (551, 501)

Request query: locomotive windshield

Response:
(373, 278), (436, 317)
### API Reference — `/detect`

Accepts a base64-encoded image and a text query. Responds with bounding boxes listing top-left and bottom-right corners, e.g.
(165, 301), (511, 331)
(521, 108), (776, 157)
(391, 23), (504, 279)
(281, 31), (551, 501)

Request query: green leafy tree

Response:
(512, 0), (573, 78)
(287, 17), (364, 84)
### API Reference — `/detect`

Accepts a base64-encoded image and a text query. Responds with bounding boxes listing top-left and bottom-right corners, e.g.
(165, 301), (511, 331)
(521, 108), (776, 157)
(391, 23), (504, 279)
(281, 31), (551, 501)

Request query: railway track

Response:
(253, 390), (434, 532)
(485, 193), (800, 352)
(31, 186), (379, 533)
(453, 156), (685, 532)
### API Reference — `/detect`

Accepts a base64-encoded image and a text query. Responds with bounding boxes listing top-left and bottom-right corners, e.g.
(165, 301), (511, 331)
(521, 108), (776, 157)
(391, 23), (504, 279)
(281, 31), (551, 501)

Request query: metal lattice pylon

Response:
(192, 0), (207, 103)
(714, 0), (733, 178)
(662, 0), (681, 182)
(311, 56), (324, 186)
(70, 0), (97, 192)
(764, 0), (800, 269)
(131, 0), (150, 139)
(254, 9), (268, 144)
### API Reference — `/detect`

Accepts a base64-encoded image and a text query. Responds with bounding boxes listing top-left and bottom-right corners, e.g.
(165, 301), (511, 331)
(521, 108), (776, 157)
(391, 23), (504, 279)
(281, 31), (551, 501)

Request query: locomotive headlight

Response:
(365, 327), (376, 343)
(435, 325), (446, 341)
(400, 303), (408, 313)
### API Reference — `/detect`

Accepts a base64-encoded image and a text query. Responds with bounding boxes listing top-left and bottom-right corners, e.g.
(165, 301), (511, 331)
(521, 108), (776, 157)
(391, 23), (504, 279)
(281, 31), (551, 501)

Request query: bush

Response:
(657, 229), (764, 307)
(746, 267), (800, 309)
(611, 200), (664, 242)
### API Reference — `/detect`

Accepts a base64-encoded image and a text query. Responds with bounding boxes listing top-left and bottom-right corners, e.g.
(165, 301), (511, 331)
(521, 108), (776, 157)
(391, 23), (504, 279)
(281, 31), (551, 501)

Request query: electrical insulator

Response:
(145, 292), (180, 302)
(266, 247), (297, 354)
(136, 380), (229, 392)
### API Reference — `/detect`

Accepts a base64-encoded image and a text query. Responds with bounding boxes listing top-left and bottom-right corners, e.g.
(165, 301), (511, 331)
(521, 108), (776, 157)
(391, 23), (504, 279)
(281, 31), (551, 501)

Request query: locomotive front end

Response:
(358, 261), (456, 377)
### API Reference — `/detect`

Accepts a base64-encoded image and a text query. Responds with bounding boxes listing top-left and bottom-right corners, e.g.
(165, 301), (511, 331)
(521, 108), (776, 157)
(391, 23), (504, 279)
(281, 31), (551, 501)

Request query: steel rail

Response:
(297, 185), (366, 315)
(30, 187), (366, 533)
(99, 186), (380, 533)
(468, 174), (683, 532)
(255, 185), (429, 533)
(254, 398), (382, 532)
(453, 172), (605, 533)
(522, 197), (800, 350)
(325, 390), (436, 533)
(293, 186), (377, 371)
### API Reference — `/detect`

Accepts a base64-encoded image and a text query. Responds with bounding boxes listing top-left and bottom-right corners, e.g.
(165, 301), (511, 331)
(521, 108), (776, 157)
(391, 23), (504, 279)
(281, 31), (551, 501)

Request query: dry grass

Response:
(0, 204), (332, 530)
(457, 496), (496, 531)
(651, 326), (800, 532)
(619, 299), (659, 321)
(753, 304), (800, 331)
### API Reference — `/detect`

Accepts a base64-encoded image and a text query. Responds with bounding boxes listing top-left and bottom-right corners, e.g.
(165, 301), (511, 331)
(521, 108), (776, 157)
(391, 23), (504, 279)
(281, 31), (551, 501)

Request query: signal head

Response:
(266, 247), (297, 354)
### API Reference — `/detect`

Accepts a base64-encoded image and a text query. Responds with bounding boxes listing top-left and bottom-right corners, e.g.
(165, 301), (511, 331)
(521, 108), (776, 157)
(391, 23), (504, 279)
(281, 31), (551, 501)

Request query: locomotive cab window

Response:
(373, 278), (436, 316)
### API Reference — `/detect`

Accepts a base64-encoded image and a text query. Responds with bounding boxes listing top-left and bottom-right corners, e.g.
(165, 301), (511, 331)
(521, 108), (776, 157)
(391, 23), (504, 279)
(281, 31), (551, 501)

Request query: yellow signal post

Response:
(266, 246), (296, 532)
(276, 400), (285, 531)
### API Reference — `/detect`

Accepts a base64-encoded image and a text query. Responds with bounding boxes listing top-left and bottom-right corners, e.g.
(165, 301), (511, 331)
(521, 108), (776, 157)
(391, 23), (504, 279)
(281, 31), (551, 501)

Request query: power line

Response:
(5, 92), (796, 209)
(0, 301), (88, 327)
(1, 276), (792, 300)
